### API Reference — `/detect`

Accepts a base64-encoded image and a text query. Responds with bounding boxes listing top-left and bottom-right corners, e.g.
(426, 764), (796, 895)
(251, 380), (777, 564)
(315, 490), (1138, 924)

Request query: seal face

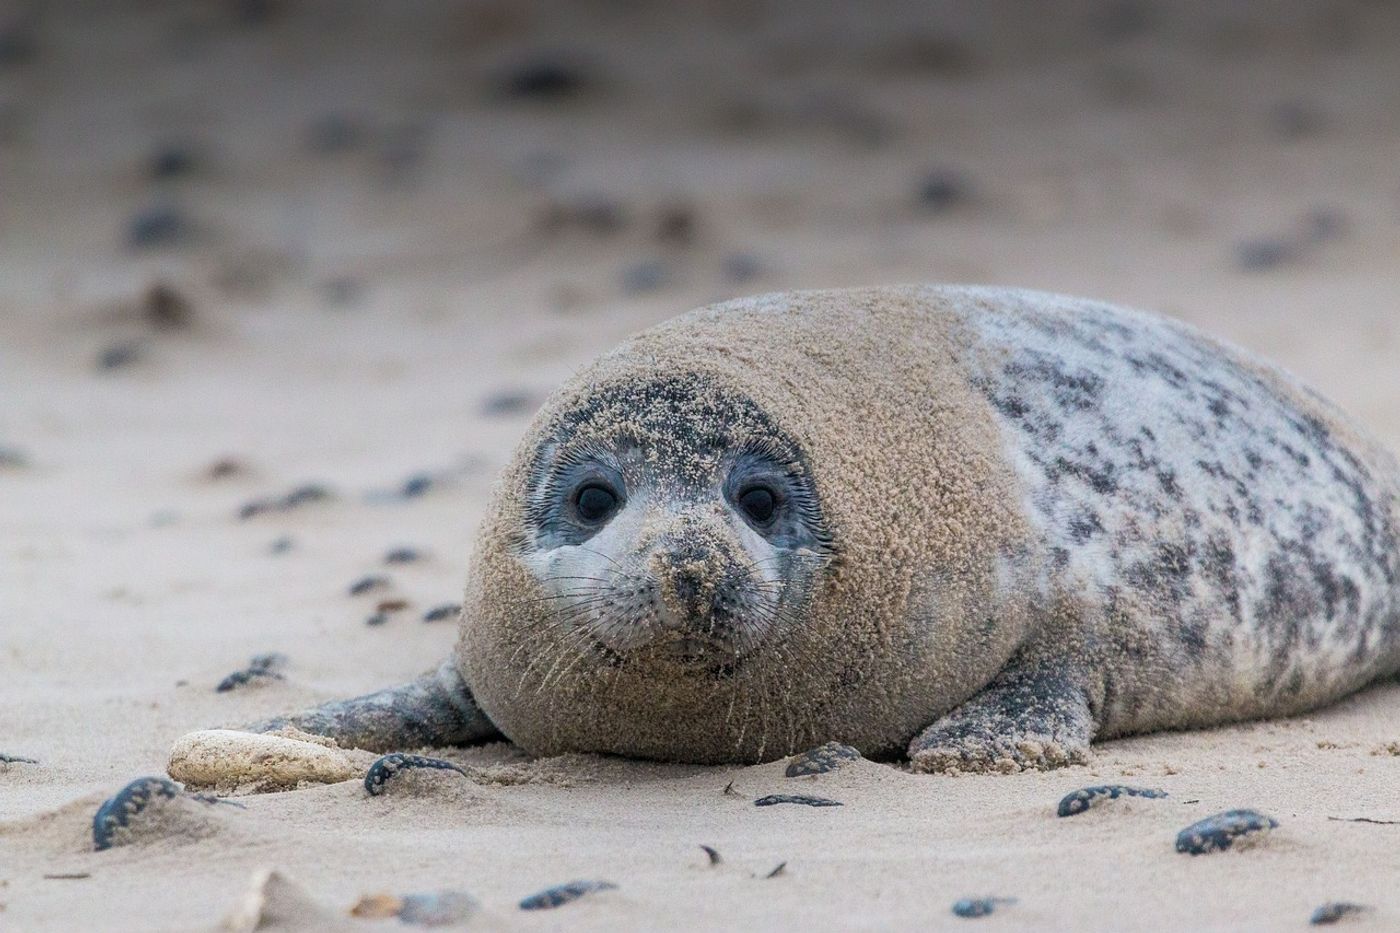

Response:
(520, 376), (833, 673)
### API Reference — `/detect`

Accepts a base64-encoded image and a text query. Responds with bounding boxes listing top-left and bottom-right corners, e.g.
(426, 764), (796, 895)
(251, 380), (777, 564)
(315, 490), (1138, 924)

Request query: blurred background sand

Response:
(3, 1), (1400, 929)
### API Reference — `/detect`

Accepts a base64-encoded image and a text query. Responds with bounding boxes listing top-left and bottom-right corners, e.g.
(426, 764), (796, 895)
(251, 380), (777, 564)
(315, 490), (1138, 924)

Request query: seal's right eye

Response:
(574, 483), (619, 523)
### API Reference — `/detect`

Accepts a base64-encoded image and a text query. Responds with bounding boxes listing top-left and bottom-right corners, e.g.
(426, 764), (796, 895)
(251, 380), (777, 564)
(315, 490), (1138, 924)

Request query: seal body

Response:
(244, 286), (1400, 772)
(456, 286), (1400, 768)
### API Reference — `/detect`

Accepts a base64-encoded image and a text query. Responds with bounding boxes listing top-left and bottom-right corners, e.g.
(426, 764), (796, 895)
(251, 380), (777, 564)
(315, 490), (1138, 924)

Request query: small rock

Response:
(785, 742), (862, 777)
(764, 862), (786, 879)
(952, 897), (1016, 919)
(365, 612), (390, 627)
(1056, 784), (1167, 817)
(699, 845), (722, 866)
(216, 652), (287, 692)
(917, 169), (971, 212)
(97, 341), (144, 371)
(364, 753), (467, 796)
(721, 252), (763, 284)
(306, 113), (365, 155)
(0, 20), (36, 68)
(384, 547), (423, 564)
(500, 57), (589, 100)
(144, 281), (194, 330)
(1310, 902), (1370, 925)
(376, 598), (409, 613)
(127, 205), (192, 249)
(321, 275), (365, 307)
(422, 604), (460, 623)
(621, 259), (670, 294)
(349, 575), (390, 596)
(1175, 809), (1278, 855)
(349, 893), (402, 919)
(482, 390), (538, 417)
(149, 143), (198, 180)
(268, 536), (294, 554)
(753, 794), (842, 808)
(538, 194), (627, 235)
(655, 204), (697, 245)
(401, 473), (434, 498)
(1235, 237), (1297, 271)
(207, 457), (248, 480)
(518, 880), (617, 911)
(239, 484), (333, 519)
(398, 890), (479, 926)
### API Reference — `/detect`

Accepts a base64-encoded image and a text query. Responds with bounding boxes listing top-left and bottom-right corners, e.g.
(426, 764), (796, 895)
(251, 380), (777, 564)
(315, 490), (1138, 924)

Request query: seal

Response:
(214, 286), (1400, 774)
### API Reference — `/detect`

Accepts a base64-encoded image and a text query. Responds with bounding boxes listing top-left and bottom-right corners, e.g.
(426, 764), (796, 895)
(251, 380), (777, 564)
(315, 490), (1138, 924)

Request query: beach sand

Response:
(3, 1), (1400, 929)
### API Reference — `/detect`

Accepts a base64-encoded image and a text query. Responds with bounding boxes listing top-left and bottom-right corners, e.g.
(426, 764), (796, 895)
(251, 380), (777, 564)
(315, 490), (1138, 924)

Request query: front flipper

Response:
(245, 660), (502, 753)
(909, 664), (1095, 774)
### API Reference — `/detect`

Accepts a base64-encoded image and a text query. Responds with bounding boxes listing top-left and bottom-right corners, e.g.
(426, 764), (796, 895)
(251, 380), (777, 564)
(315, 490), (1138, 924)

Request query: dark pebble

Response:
(401, 474), (434, 498)
(753, 794), (842, 808)
(422, 604), (460, 623)
(239, 483), (333, 519)
(518, 880), (617, 911)
(216, 652), (287, 692)
(1302, 206), (1348, 243)
(349, 575), (390, 596)
(306, 113), (366, 155)
(1235, 237), (1297, 271)
(1057, 784), (1167, 817)
(538, 194), (627, 236)
(785, 742), (861, 777)
(384, 547), (423, 564)
(481, 390), (538, 417)
(699, 845), (722, 866)
(1, 753), (39, 764)
(917, 170), (971, 212)
(501, 58), (589, 100)
(97, 341), (144, 371)
(269, 536), (294, 554)
(764, 862), (786, 879)
(92, 777), (179, 850)
(1310, 902), (1370, 925)
(655, 204), (697, 245)
(1175, 809), (1278, 855)
(398, 890), (479, 926)
(144, 281), (194, 330)
(149, 143), (198, 180)
(620, 259), (670, 294)
(127, 205), (192, 249)
(364, 753), (467, 796)
(365, 612), (390, 627)
(321, 275), (366, 307)
(0, 20), (36, 67)
(207, 457), (247, 479)
(952, 897), (1015, 919)
(721, 252), (763, 284)
(376, 599), (409, 613)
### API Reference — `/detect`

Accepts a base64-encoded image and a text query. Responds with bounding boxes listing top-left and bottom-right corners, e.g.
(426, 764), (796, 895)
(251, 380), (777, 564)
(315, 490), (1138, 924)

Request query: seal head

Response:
(460, 290), (1033, 763)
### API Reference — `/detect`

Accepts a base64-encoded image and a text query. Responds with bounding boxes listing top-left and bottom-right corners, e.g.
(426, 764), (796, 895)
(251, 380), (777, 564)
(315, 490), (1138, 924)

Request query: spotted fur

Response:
(952, 288), (1400, 737)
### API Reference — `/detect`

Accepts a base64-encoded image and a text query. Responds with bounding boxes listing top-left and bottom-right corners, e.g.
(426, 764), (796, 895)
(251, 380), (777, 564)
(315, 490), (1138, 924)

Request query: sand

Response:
(4, 0), (1400, 929)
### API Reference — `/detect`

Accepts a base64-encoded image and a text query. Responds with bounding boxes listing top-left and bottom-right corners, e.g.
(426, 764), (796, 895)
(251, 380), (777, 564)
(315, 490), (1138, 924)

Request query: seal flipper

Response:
(907, 663), (1095, 773)
(245, 661), (502, 752)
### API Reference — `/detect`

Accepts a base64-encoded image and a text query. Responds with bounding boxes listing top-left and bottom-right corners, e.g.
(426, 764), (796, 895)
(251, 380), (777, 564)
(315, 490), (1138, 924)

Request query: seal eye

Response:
(738, 486), (777, 525)
(574, 483), (619, 523)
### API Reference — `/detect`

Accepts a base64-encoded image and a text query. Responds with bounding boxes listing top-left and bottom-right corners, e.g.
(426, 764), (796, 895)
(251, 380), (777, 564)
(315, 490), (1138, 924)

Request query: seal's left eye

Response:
(575, 484), (619, 523)
(738, 486), (777, 525)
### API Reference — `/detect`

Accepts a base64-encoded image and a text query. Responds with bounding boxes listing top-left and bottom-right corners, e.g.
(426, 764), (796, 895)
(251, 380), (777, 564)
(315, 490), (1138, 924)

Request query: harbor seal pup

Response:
(210, 286), (1400, 773)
